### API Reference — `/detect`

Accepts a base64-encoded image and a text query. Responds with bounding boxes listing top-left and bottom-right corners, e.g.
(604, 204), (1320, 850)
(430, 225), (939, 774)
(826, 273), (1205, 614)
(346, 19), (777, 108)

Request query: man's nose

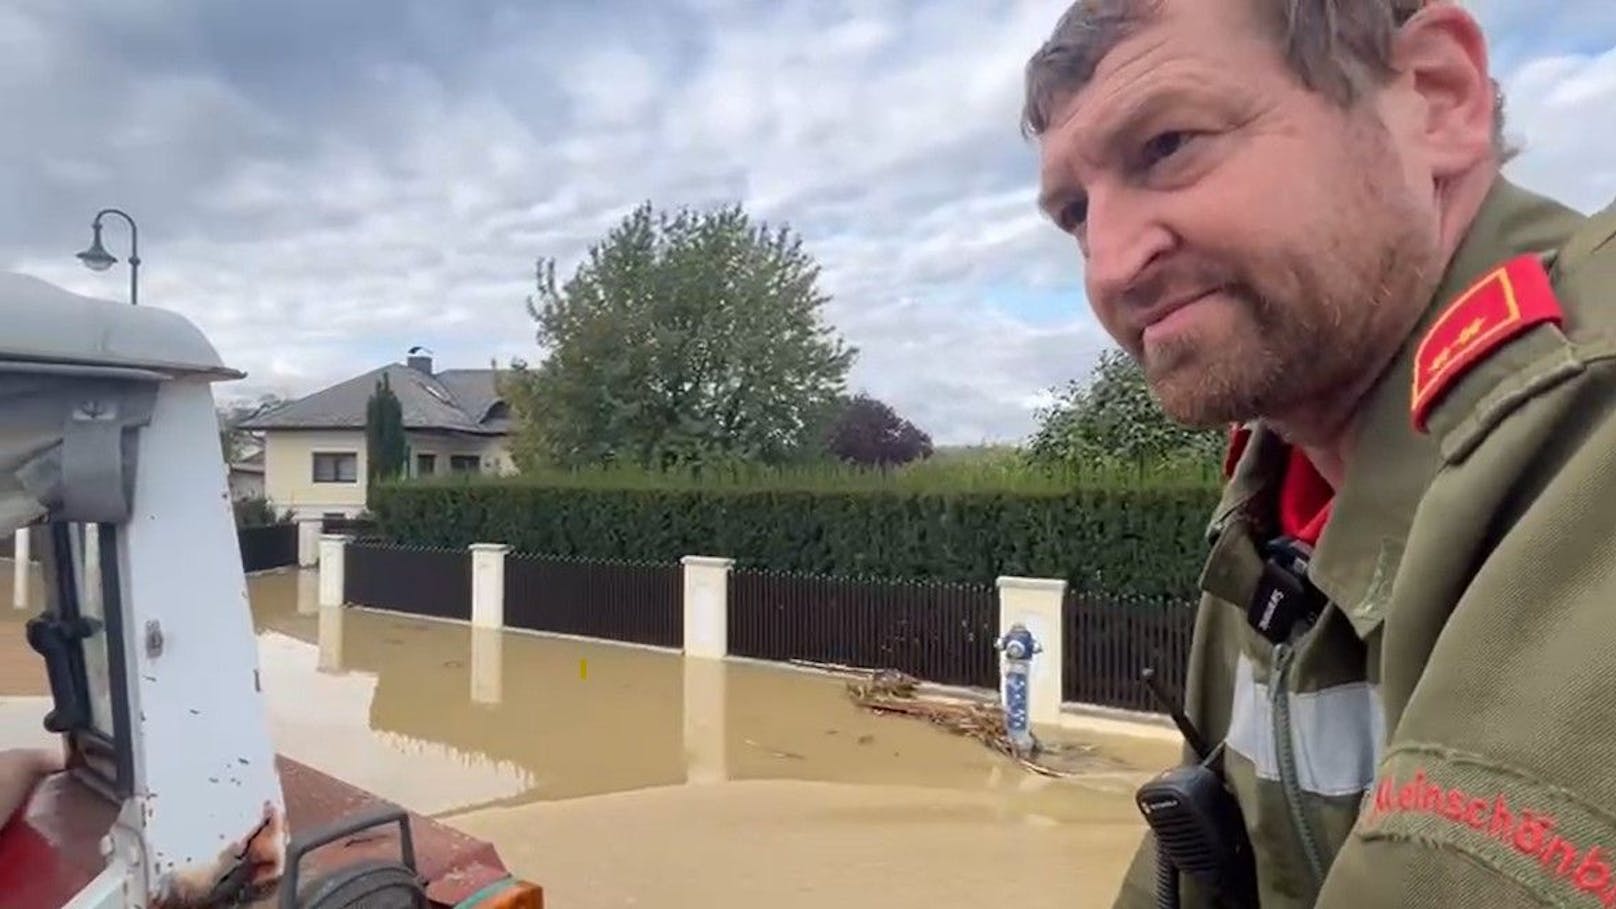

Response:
(1082, 190), (1173, 308)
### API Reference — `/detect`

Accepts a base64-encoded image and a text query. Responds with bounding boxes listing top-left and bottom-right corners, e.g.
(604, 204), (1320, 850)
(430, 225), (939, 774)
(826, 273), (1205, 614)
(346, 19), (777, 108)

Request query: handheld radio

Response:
(1133, 667), (1258, 909)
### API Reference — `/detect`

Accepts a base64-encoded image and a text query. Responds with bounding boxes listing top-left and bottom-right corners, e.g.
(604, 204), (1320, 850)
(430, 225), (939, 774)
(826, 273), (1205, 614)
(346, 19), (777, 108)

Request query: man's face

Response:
(1036, 0), (1443, 428)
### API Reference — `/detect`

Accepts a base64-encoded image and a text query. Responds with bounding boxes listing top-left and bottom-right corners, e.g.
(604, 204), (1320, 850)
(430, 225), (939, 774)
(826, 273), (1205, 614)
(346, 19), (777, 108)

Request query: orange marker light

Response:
(457, 879), (544, 908)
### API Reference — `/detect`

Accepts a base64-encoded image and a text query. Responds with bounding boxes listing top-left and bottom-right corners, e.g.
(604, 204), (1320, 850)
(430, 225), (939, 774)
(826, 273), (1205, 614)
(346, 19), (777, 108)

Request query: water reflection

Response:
(255, 626), (536, 816)
(0, 564), (1169, 907)
(245, 569), (1161, 821)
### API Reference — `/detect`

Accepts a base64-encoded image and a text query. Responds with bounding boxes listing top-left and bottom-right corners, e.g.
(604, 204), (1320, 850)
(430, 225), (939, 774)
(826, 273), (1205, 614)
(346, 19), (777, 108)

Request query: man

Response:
(1022, 1), (1616, 907)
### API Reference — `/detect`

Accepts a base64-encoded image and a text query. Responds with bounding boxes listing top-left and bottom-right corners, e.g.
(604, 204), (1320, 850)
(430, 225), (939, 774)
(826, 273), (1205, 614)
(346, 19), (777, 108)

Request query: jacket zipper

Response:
(1272, 641), (1327, 893)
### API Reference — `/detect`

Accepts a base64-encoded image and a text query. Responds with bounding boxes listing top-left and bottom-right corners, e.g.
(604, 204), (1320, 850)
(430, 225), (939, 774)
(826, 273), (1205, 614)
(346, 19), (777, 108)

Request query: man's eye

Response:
(1142, 131), (1193, 167)
(1059, 198), (1088, 232)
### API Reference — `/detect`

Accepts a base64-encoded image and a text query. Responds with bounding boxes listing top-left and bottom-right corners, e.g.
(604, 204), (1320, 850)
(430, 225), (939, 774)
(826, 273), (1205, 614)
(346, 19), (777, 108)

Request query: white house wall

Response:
(263, 429), (517, 519)
(263, 429), (369, 519)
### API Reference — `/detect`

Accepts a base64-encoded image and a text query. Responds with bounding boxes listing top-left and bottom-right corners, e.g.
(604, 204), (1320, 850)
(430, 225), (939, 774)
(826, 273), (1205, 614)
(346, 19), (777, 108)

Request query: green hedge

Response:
(369, 468), (1221, 598)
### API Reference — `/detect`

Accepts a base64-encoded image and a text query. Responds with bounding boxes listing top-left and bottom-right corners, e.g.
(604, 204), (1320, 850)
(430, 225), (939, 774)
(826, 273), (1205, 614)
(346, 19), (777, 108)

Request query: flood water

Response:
(1, 564), (1177, 908)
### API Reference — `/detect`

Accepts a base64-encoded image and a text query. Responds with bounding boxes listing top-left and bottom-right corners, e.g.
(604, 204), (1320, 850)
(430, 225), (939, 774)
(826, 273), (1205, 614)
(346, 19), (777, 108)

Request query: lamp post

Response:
(75, 208), (140, 306)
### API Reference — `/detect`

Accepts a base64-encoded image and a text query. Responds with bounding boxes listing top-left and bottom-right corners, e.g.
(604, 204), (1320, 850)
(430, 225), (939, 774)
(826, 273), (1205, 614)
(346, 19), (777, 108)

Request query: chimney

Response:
(406, 346), (433, 375)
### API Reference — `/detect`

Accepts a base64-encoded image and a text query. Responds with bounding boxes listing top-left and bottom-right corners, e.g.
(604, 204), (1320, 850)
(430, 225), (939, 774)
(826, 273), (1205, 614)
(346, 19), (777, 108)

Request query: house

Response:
(239, 352), (515, 520)
(228, 448), (266, 502)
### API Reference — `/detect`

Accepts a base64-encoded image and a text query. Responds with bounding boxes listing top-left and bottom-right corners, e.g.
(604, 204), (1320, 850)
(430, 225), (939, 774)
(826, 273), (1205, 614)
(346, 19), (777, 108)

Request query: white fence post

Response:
(317, 599), (345, 673)
(318, 535), (348, 607)
(471, 627), (503, 706)
(683, 655), (728, 784)
(996, 576), (1067, 726)
(470, 543), (509, 630)
(13, 527), (30, 609)
(681, 556), (734, 659)
(297, 518), (324, 568)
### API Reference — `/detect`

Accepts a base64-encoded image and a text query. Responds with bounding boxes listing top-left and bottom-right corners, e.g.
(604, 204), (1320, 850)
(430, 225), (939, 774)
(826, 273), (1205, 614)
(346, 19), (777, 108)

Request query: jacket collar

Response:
(1214, 177), (1585, 637)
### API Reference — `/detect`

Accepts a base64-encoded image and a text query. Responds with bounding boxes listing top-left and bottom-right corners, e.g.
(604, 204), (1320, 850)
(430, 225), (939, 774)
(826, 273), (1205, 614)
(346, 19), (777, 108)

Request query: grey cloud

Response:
(1500, 46), (1616, 213)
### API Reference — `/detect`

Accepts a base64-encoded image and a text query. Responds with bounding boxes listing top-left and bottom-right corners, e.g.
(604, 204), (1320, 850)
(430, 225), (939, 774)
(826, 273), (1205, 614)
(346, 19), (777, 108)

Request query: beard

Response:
(1133, 132), (1441, 429)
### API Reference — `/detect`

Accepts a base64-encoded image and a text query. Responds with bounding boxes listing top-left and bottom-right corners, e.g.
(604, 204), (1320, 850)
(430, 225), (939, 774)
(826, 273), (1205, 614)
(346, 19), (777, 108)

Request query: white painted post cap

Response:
(681, 555), (736, 569)
(995, 576), (1069, 593)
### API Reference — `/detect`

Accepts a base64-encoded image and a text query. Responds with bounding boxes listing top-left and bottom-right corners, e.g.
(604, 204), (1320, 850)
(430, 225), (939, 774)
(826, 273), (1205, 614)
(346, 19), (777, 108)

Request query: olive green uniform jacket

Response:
(1113, 177), (1616, 908)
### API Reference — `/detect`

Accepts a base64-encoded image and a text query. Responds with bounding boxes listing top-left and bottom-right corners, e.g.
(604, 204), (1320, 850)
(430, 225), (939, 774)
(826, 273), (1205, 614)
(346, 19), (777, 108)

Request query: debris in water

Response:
(844, 669), (1111, 779)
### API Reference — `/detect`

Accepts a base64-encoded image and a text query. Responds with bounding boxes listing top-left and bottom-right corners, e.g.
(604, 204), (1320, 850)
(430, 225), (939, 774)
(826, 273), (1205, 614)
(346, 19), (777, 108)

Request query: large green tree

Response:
(366, 374), (408, 482)
(1025, 348), (1224, 473)
(504, 201), (857, 471)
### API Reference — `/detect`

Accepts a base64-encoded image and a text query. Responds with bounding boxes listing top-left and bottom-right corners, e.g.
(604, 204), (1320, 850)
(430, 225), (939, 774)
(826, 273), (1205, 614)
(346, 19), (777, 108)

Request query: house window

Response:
(416, 454), (437, 476)
(449, 455), (480, 474)
(312, 452), (358, 484)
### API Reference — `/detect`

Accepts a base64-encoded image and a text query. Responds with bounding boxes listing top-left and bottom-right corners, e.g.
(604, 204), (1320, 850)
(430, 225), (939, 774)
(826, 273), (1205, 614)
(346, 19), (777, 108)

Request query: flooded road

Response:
(3, 564), (1176, 908)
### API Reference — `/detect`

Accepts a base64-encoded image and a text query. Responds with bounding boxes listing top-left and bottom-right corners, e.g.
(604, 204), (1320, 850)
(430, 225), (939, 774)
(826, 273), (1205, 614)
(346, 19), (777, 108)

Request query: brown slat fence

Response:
(1063, 591), (1198, 712)
(238, 524), (299, 573)
(343, 542), (471, 621)
(504, 555), (682, 649)
(729, 570), (999, 690)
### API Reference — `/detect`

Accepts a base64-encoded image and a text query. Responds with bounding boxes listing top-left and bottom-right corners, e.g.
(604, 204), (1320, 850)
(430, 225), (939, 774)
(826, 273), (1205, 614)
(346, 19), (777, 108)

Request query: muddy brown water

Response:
(2, 565), (1177, 908)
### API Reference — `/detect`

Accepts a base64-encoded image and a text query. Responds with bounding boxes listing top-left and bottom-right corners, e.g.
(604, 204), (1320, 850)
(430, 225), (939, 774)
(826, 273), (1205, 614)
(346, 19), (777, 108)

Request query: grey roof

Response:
(0, 272), (239, 380)
(240, 363), (510, 435)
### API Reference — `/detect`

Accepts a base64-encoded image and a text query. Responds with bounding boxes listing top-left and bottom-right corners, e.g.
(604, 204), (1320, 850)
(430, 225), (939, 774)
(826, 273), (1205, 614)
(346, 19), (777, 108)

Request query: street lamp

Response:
(75, 208), (140, 306)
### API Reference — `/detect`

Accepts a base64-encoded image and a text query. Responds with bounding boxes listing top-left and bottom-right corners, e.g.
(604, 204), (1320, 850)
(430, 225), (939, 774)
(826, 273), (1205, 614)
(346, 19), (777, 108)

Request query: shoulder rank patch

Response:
(1412, 253), (1562, 432)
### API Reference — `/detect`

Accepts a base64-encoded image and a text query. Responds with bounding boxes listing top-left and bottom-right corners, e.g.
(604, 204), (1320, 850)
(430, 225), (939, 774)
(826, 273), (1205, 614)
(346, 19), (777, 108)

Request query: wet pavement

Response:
(2, 564), (1178, 908)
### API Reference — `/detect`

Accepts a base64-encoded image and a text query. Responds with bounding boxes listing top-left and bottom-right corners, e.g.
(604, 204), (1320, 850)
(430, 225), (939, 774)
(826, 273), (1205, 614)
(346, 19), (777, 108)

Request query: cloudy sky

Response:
(3, 1), (1614, 445)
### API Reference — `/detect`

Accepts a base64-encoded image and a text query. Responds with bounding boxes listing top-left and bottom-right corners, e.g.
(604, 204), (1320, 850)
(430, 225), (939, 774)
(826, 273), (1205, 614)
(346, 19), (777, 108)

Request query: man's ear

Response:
(1389, 4), (1496, 175)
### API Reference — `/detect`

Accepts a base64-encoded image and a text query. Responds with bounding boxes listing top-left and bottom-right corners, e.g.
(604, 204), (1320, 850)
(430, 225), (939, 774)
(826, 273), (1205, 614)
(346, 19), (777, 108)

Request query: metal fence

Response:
(729, 570), (1000, 690)
(504, 555), (683, 649)
(1062, 592), (1198, 713)
(343, 542), (471, 621)
(238, 524), (299, 573)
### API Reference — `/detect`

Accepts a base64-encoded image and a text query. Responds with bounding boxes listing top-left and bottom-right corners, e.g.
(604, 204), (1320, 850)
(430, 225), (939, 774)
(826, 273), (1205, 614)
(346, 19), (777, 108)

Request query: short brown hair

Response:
(1021, 0), (1513, 159)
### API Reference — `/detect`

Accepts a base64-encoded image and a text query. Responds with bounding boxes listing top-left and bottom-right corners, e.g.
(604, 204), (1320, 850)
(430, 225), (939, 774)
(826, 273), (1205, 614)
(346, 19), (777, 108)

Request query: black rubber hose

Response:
(1157, 840), (1180, 909)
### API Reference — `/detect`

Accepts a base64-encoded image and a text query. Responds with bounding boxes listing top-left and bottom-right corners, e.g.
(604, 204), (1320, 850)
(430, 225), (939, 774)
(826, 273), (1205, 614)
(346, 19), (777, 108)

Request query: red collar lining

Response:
(1278, 447), (1334, 547)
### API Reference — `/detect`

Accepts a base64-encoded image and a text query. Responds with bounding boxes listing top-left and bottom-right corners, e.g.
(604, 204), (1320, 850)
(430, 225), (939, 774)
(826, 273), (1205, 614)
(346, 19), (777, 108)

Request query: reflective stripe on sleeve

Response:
(1225, 653), (1386, 798)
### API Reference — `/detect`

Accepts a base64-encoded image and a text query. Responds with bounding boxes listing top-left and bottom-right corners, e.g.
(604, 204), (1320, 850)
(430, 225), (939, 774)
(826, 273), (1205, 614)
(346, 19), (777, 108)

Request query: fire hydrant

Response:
(995, 623), (1041, 758)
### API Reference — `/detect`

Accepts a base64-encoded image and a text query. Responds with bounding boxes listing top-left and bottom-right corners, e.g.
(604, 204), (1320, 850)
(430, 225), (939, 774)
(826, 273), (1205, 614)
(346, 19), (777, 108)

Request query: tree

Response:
(824, 394), (934, 467)
(217, 394), (285, 463)
(366, 375), (408, 482)
(506, 201), (857, 471)
(1025, 348), (1224, 472)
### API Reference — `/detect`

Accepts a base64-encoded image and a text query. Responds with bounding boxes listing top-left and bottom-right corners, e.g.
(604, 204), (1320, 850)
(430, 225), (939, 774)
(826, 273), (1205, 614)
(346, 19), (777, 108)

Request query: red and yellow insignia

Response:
(1411, 253), (1563, 432)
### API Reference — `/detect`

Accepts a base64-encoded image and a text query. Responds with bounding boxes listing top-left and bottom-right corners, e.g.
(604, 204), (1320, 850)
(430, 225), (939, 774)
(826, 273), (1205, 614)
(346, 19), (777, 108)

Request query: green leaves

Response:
(1026, 348), (1224, 475)
(510, 201), (857, 473)
(365, 374), (407, 485)
(369, 464), (1220, 598)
